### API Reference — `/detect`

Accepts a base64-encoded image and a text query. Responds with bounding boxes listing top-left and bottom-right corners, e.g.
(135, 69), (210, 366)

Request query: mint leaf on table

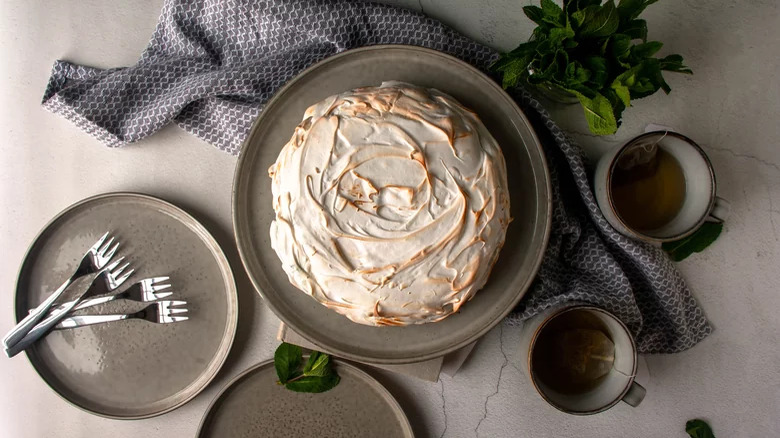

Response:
(686, 419), (715, 438)
(662, 222), (724, 262)
(274, 342), (302, 384)
(273, 342), (340, 393)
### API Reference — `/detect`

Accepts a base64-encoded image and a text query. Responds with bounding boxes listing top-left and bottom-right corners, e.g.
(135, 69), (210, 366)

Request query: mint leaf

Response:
(603, 88), (627, 120)
(623, 18), (648, 41)
(506, 40), (538, 57)
(686, 419), (715, 438)
(302, 351), (332, 377)
(632, 58), (664, 97)
(274, 343), (302, 384)
(549, 26), (576, 46)
(652, 62), (672, 93)
(523, 5), (545, 25)
(564, 61), (591, 86)
(617, 0), (659, 22)
(584, 56), (607, 88)
(611, 33), (631, 58)
(541, 0), (565, 26)
(579, 0), (619, 38)
(630, 40), (663, 60)
(612, 59), (661, 99)
(541, 0), (563, 16)
(284, 374), (341, 394)
(659, 54), (693, 74)
(568, 90), (618, 135)
(500, 61), (527, 88)
(571, 4), (600, 28)
(663, 222), (724, 262)
(611, 82), (631, 107)
(611, 33), (632, 67)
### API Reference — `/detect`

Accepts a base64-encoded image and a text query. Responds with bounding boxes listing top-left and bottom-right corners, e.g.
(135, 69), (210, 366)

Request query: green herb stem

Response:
(282, 374), (307, 384)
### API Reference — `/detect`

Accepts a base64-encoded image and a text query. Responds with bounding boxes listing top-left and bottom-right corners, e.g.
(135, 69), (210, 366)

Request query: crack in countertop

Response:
(705, 144), (780, 173)
(474, 325), (509, 438)
(438, 378), (448, 438)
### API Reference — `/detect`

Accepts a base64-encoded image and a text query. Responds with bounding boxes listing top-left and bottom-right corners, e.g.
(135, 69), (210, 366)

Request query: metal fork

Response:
(5, 260), (133, 358)
(3, 232), (119, 349)
(54, 301), (189, 329)
(73, 276), (172, 311)
(44, 274), (163, 315)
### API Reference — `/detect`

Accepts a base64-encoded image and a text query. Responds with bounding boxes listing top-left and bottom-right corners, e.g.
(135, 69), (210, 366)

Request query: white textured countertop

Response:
(1, 1), (778, 437)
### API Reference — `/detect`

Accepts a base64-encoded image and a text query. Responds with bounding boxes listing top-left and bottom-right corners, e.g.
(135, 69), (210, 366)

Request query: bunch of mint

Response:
(493, 0), (691, 135)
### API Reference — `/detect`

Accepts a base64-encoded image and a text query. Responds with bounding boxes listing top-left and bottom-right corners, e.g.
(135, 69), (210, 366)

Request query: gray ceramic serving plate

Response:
(233, 45), (551, 364)
(14, 192), (238, 419)
(197, 358), (413, 438)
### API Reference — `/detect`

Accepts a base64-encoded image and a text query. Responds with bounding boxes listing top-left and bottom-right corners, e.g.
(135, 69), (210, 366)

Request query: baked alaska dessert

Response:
(268, 82), (510, 326)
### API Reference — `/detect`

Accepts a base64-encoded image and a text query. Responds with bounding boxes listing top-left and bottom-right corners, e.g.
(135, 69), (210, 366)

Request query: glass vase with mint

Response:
(492, 0), (692, 136)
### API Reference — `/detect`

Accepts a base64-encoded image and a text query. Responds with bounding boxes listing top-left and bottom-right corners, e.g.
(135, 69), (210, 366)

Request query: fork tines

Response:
(158, 300), (189, 323)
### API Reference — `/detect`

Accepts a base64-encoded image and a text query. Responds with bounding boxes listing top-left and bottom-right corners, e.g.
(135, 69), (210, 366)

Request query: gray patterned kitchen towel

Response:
(41, 0), (711, 353)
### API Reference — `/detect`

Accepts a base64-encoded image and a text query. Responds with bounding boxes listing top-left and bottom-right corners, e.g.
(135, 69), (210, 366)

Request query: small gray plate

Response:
(197, 359), (413, 438)
(233, 45), (551, 364)
(15, 192), (238, 419)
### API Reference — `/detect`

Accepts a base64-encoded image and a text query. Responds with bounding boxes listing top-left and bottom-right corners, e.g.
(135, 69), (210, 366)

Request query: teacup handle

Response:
(709, 196), (731, 223)
(622, 381), (646, 407)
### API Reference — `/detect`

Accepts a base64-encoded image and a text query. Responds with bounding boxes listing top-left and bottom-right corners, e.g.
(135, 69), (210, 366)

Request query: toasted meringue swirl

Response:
(269, 82), (510, 326)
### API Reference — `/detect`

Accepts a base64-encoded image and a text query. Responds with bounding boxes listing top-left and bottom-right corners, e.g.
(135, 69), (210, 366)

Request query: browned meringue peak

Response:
(269, 81), (510, 326)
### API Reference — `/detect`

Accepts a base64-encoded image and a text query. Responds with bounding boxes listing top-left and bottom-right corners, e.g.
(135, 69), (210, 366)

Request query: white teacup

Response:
(593, 131), (730, 243)
(518, 305), (646, 415)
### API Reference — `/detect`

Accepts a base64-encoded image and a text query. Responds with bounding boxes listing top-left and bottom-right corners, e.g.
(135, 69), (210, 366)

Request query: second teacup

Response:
(518, 305), (646, 415)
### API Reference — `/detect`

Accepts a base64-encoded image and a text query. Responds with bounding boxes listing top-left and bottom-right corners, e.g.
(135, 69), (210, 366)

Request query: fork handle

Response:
(73, 291), (124, 311)
(42, 292), (122, 316)
(4, 288), (90, 358)
(2, 277), (75, 349)
(55, 314), (132, 329)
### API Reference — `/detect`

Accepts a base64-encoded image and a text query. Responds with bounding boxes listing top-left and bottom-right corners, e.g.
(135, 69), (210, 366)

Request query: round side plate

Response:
(197, 359), (413, 438)
(15, 192), (238, 419)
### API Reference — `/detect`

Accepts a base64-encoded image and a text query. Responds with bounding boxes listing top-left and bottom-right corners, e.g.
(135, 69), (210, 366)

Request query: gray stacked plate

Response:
(197, 359), (413, 438)
(14, 192), (238, 419)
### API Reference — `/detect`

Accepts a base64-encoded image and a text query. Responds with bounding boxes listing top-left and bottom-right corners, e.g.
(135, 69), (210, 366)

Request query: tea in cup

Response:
(594, 131), (729, 242)
(518, 305), (646, 414)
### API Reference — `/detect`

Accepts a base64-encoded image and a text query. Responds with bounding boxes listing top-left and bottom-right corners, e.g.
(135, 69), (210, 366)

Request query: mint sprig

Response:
(274, 343), (340, 393)
(492, 0), (691, 135)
